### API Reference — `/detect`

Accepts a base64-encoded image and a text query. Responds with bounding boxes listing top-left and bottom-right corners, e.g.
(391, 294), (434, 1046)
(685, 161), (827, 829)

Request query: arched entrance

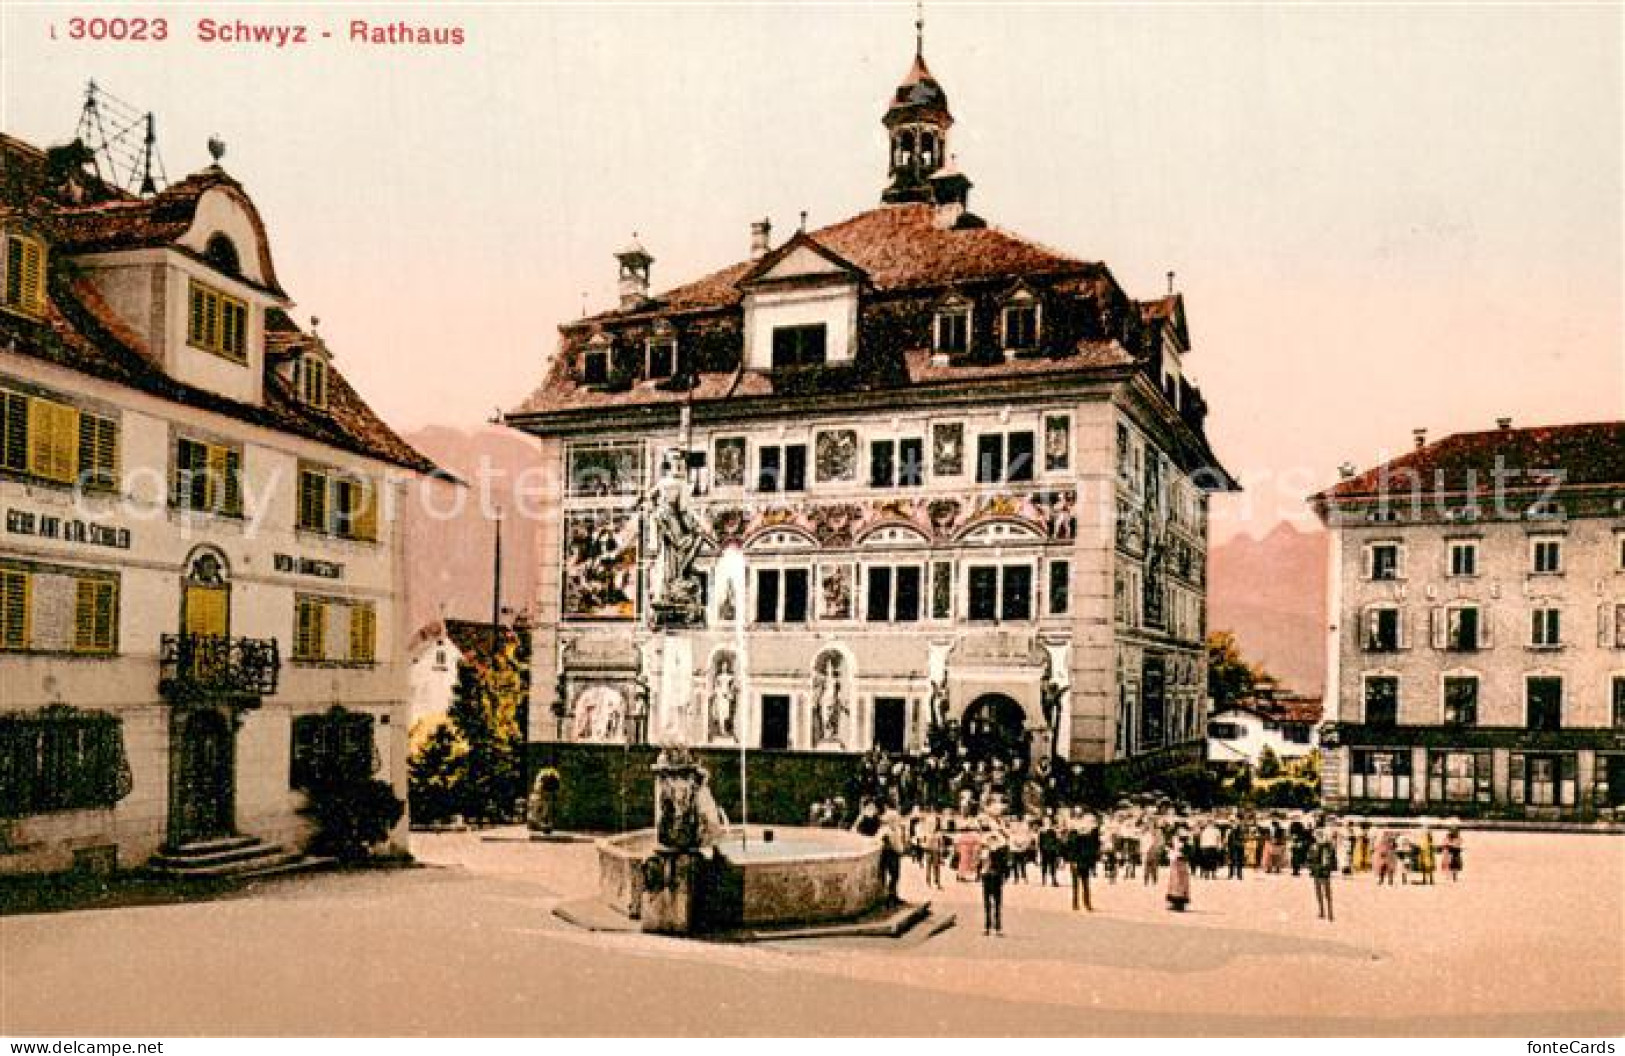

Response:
(170, 709), (235, 845)
(961, 693), (1028, 764)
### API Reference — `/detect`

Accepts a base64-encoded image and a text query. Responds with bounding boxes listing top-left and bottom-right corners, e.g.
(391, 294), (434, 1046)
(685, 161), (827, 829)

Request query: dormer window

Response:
(204, 233), (241, 276)
(771, 324), (827, 370)
(647, 336), (676, 380)
(188, 280), (249, 363)
(2, 232), (46, 318)
(581, 334), (611, 386)
(293, 354), (329, 410)
(935, 302), (969, 355)
(1001, 292), (1039, 351)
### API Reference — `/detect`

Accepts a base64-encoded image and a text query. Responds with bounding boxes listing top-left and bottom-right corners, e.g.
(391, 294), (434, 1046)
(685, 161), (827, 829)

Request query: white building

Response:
(1207, 699), (1321, 768)
(1312, 420), (1625, 819)
(0, 132), (448, 873)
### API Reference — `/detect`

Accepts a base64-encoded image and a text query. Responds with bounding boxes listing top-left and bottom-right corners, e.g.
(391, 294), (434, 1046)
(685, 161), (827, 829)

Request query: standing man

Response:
(1068, 812), (1101, 912)
(1226, 819), (1247, 880)
(877, 804), (906, 900)
(978, 818), (1009, 936)
(1309, 826), (1339, 922)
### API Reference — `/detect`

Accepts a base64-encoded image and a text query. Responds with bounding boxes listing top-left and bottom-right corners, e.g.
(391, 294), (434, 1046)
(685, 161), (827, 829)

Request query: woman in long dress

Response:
(1416, 828), (1437, 885)
(1166, 844), (1193, 912)
(1443, 828), (1464, 881)
(1373, 828), (1398, 885)
(1353, 821), (1373, 873)
(955, 824), (982, 883)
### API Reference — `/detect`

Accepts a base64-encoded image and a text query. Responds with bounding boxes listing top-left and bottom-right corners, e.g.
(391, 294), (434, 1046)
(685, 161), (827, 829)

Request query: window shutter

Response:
(18, 238), (44, 314)
(349, 605), (376, 663)
(77, 414), (118, 489)
(189, 283), (207, 345)
(1398, 608), (1412, 650)
(1480, 609), (1493, 649)
(1396, 544), (1408, 579)
(27, 398), (78, 483)
(353, 480), (378, 542)
(1430, 607), (1445, 650)
(205, 444), (230, 513)
(222, 448), (242, 517)
(1601, 603), (1612, 649)
(1, 390), (28, 472)
(1, 568), (31, 650)
(73, 579), (115, 654)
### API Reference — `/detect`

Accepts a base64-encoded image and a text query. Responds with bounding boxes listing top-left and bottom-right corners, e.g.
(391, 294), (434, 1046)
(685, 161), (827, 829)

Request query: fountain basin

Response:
(597, 825), (886, 930)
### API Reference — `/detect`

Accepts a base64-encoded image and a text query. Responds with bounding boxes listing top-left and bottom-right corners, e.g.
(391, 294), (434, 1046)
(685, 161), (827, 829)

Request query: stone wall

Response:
(527, 742), (866, 833)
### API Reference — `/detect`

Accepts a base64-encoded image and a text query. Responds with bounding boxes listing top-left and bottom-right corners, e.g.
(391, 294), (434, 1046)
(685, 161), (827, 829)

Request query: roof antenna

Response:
(1166, 270), (1176, 296)
(915, 0), (925, 58)
(799, 209), (808, 232)
(77, 80), (170, 196)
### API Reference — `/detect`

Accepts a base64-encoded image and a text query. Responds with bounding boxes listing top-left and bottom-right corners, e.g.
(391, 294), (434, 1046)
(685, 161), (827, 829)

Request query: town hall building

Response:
(507, 38), (1236, 816)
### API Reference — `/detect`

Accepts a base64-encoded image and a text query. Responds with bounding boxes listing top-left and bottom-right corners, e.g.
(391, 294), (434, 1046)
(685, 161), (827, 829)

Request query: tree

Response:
(1206, 631), (1268, 711)
(407, 720), (468, 826)
(444, 629), (527, 822)
(1257, 744), (1283, 780)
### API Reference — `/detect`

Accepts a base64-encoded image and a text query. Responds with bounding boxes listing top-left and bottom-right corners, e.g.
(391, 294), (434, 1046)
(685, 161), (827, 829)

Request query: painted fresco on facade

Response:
(561, 510), (639, 619)
(712, 437), (746, 487)
(566, 442), (644, 498)
(932, 422), (964, 477)
(814, 429), (858, 483)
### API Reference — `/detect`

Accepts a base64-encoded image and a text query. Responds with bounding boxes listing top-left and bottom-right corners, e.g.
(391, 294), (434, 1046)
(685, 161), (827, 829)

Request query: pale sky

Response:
(3, 2), (1621, 540)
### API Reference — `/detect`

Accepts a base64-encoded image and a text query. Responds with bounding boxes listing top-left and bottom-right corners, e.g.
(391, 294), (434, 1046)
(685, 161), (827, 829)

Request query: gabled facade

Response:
(1312, 420), (1625, 819)
(507, 42), (1235, 805)
(0, 131), (448, 872)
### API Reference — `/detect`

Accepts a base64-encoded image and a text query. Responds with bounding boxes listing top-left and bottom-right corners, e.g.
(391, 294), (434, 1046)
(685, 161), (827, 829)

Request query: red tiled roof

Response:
(0, 133), (442, 478)
(1316, 421), (1625, 502)
(576, 203), (1093, 325)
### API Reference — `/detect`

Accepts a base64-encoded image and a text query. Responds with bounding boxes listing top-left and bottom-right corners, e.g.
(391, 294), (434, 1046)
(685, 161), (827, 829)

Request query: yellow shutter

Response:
(17, 237), (44, 315)
(74, 578), (116, 654)
(205, 444), (229, 513)
(27, 397), (78, 483)
(295, 598), (328, 661)
(349, 604), (376, 663)
(184, 584), (229, 637)
(77, 413), (119, 489)
(352, 479), (378, 542)
(0, 567), (30, 650)
(189, 283), (206, 345)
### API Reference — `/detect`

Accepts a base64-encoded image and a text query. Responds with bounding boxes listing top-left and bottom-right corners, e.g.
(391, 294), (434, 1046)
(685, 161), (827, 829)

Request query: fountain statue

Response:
(643, 447), (706, 628)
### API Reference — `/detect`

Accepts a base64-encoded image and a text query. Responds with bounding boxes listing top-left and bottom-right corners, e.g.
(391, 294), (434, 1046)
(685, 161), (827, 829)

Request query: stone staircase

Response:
(148, 836), (329, 879)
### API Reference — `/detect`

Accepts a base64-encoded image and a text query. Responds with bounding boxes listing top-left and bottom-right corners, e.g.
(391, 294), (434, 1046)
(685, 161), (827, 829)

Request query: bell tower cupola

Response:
(882, 8), (954, 205)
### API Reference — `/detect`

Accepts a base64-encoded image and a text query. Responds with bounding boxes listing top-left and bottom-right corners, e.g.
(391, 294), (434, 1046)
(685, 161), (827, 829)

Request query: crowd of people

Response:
(810, 748), (1466, 937)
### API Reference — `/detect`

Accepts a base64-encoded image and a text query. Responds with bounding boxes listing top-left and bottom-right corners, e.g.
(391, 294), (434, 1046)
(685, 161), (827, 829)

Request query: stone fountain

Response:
(589, 446), (893, 937)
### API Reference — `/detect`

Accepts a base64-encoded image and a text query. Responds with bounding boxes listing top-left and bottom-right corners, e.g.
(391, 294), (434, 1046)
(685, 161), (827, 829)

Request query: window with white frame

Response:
(1367, 542), (1402, 581)
(1428, 750), (1491, 803)
(934, 303), (969, 355)
(753, 568), (810, 625)
(1364, 675), (1399, 726)
(870, 438), (924, 488)
(1000, 292), (1039, 350)
(1531, 537), (1563, 574)
(1349, 748), (1410, 801)
(646, 336), (677, 380)
(975, 431), (1035, 483)
(756, 443), (807, 493)
(966, 564), (1032, 622)
(1442, 675), (1478, 726)
(1442, 604), (1484, 651)
(1364, 606), (1402, 652)
(1448, 539), (1478, 577)
(864, 565), (922, 623)
(1530, 607), (1562, 648)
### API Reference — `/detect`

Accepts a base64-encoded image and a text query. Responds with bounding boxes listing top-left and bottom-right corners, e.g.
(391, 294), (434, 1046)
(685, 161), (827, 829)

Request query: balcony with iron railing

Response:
(159, 634), (281, 704)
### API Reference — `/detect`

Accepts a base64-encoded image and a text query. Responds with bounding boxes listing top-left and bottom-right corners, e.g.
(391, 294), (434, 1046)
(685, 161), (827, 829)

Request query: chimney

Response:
(1497, 417), (1513, 431)
(1338, 462), (1356, 480)
(615, 237), (653, 310)
(1413, 427), (1428, 450)
(750, 218), (772, 260)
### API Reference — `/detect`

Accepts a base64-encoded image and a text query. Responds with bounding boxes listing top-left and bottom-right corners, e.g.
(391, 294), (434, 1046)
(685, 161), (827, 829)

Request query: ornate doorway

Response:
(961, 693), (1027, 763)
(170, 708), (235, 846)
